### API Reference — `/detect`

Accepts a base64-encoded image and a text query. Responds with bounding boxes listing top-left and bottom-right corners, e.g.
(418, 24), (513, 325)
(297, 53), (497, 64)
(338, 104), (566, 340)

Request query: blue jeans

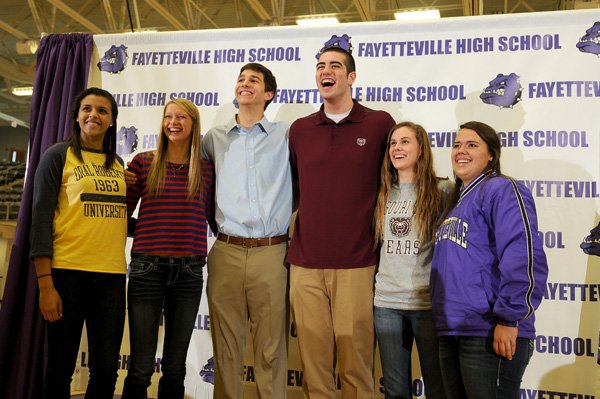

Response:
(374, 306), (446, 399)
(122, 253), (204, 399)
(438, 335), (534, 399)
(44, 269), (126, 399)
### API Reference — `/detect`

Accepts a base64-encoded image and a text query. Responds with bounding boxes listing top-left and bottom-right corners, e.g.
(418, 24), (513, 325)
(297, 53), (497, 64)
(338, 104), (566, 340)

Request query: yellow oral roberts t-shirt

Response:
(52, 147), (127, 274)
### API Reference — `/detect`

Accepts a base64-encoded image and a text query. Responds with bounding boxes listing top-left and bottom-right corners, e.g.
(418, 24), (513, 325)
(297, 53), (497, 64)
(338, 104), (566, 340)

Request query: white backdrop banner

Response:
(85, 9), (600, 398)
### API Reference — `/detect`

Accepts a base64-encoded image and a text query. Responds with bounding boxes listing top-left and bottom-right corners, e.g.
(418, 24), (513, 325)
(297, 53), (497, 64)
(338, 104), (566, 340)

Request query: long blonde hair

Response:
(146, 99), (203, 200)
(374, 122), (442, 245)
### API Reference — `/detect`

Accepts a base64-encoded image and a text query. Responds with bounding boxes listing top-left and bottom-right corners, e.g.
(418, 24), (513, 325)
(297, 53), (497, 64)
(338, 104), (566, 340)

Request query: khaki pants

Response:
(207, 240), (289, 399)
(290, 265), (376, 399)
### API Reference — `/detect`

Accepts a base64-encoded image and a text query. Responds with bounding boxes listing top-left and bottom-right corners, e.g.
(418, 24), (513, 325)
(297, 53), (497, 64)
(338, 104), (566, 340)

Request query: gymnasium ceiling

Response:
(0, 0), (595, 128)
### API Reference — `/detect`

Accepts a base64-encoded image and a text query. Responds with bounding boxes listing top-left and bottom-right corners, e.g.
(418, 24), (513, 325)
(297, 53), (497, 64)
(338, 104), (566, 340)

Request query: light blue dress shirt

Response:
(202, 116), (292, 238)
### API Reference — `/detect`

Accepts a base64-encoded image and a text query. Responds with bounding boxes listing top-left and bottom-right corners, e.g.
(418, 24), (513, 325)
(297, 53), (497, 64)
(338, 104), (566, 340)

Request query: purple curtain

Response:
(0, 33), (93, 399)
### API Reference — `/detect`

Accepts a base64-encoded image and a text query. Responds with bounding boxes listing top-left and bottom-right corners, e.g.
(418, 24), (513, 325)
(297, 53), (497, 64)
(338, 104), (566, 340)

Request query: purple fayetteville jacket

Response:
(431, 171), (548, 339)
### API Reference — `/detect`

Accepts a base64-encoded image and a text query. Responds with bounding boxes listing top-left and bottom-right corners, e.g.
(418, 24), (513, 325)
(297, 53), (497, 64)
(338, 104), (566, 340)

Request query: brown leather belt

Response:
(217, 233), (288, 248)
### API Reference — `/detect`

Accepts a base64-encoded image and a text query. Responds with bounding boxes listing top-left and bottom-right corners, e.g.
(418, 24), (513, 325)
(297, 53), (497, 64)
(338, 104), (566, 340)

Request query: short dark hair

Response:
(239, 63), (277, 109)
(68, 87), (118, 168)
(319, 47), (356, 74)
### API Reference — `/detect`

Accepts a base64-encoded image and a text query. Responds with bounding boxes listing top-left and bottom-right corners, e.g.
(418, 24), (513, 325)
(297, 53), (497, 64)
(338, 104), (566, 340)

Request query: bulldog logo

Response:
(116, 126), (138, 156)
(199, 357), (214, 384)
(576, 21), (600, 56)
(580, 222), (600, 256)
(480, 73), (523, 108)
(316, 34), (353, 59)
(98, 44), (128, 74)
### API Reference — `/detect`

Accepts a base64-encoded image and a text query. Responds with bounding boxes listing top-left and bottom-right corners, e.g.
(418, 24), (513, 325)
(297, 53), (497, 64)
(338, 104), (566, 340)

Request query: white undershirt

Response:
(325, 110), (351, 123)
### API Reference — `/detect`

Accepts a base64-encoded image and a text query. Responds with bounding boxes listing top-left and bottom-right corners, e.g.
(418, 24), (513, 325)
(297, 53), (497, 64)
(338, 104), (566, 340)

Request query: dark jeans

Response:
(438, 335), (534, 399)
(374, 306), (446, 399)
(44, 269), (126, 399)
(122, 253), (204, 399)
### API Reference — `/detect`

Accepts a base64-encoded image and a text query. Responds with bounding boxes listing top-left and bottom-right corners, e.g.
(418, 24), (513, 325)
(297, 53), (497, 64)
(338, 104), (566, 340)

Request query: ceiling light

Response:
(296, 16), (339, 26)
(15, 39), (39, 55)
(131, 29), (158, 33)
(12, 87), (34, 96)
(394, 9), (440, 21)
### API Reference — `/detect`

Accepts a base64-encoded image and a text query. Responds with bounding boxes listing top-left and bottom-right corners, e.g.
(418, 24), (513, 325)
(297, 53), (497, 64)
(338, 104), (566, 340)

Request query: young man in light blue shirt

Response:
(202, 63), (292, 399)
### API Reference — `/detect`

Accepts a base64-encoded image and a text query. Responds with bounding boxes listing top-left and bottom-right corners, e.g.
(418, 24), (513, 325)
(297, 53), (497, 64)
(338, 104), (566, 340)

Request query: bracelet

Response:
(37, 273), (52, 279)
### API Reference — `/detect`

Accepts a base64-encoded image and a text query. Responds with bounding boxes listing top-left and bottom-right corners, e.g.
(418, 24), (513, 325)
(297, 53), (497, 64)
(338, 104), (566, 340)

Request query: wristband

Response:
(37, 273), (52, 279)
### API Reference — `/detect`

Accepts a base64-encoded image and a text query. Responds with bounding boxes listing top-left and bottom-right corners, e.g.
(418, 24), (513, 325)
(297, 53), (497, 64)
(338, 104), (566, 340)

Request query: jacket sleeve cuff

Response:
(497, 320), (519, 327)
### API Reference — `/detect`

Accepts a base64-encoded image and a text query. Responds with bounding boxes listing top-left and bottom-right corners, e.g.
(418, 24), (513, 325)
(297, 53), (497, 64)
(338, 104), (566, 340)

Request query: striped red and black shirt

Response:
(126, 151), (215, 256)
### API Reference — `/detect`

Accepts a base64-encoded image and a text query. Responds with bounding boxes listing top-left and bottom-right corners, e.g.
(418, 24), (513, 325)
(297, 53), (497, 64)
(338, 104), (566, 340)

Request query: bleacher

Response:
(0, 161), (25, 220)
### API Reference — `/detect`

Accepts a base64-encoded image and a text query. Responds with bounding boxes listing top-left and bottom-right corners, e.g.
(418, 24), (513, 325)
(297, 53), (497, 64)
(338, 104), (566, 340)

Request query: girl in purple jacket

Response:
(431, 121), (548, 398)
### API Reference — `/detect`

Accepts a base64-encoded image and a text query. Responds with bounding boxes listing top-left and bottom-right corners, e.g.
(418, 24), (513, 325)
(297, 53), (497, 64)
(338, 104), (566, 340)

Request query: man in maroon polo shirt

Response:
(287, 36), (395, 399)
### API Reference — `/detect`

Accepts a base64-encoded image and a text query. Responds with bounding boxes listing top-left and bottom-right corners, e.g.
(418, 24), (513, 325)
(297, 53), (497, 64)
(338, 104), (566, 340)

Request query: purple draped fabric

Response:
(0, 33), (93, 399)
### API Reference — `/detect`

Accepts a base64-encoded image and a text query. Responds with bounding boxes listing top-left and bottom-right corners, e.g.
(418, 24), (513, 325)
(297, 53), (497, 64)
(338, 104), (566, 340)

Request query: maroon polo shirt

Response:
(287, 100), (395, 269)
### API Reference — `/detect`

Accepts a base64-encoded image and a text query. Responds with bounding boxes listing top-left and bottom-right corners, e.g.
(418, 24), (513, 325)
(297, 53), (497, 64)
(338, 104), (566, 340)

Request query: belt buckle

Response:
(242, 238), (258, 248)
